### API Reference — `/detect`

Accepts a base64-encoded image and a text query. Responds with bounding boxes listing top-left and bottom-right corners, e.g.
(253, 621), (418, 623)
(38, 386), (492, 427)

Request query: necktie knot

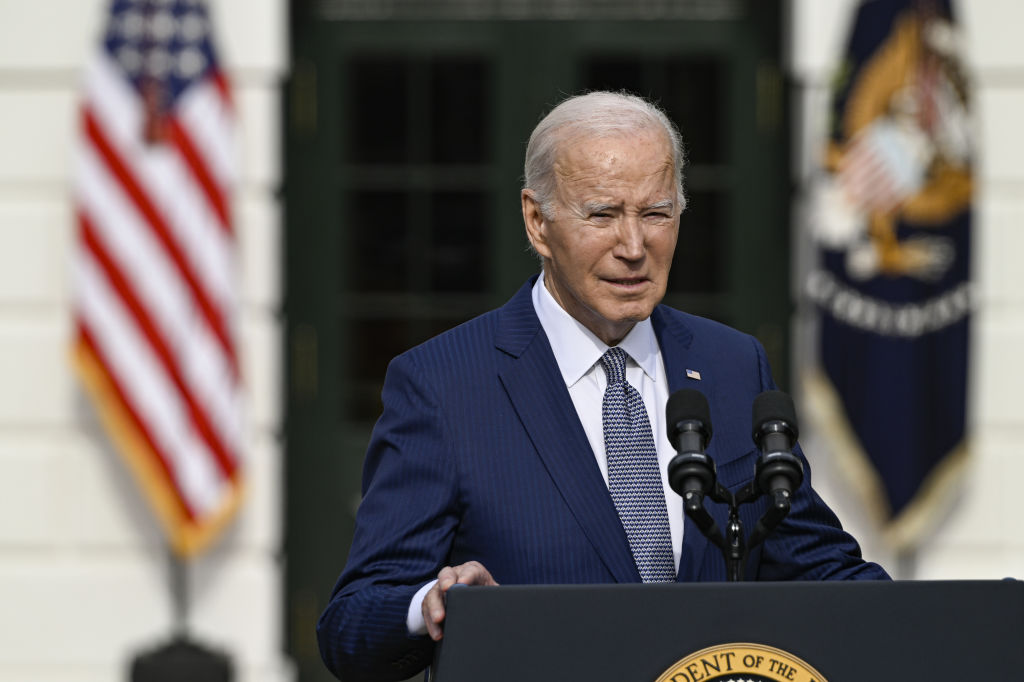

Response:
(600, 347), (628, 386)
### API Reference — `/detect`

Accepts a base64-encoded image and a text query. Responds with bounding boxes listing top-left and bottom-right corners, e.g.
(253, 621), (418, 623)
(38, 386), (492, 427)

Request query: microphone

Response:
(751, 390), (804, 503)
(666, 389), (715, 509)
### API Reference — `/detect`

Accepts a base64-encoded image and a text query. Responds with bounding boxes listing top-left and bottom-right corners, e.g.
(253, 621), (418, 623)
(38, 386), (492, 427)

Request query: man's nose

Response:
(614, 217), (646, 260)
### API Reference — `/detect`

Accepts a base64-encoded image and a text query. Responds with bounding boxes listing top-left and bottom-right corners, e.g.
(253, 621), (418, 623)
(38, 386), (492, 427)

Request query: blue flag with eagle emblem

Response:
(804, 0), (972, 550)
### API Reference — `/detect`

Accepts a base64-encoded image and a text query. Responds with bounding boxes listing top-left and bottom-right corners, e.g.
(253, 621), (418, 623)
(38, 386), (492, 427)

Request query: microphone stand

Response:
(682, 481), (793, 582)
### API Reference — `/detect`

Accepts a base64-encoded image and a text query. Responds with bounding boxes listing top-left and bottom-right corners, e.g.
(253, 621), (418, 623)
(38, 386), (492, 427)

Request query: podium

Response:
(432, 580), (1023, 681)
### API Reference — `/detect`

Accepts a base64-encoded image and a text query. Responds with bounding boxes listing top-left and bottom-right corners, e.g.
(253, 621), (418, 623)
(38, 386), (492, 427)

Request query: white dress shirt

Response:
(407, 271), (683, 635)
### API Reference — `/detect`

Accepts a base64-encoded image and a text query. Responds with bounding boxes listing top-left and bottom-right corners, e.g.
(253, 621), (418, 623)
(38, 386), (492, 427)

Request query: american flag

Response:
(71, 0), (243, 557)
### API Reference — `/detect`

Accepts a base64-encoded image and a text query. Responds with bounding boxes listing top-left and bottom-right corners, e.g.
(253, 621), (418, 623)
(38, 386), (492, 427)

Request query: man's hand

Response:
(422, 561), (498, 641)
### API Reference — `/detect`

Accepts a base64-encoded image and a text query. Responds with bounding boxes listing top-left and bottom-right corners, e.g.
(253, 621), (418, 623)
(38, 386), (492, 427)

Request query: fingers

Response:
(422, 561), (499, 641)
(422, 581), (447, 641)
(441, 561), (499, 589)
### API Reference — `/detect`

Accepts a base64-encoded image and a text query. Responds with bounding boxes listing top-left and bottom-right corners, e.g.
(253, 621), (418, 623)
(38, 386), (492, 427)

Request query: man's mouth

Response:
(605, 277), (648, 286)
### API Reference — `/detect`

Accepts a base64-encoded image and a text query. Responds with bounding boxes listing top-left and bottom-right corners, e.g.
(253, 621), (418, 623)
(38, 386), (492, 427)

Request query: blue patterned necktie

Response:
(600, 347), (676, 582)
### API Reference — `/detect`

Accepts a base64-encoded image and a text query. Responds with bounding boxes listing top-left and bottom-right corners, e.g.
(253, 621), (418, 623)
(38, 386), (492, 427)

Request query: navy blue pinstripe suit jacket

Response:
(317, 276), (889, 681)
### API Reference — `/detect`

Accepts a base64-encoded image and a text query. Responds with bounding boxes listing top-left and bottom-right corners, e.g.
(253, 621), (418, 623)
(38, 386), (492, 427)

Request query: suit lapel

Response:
(495, 279), (639, 583)
(651, 307), (714, 582)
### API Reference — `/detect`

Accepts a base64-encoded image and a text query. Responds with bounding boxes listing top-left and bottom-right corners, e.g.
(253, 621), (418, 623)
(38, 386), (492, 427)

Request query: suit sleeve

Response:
(748, 337), (891, 581)
(317, 351), (460, 681)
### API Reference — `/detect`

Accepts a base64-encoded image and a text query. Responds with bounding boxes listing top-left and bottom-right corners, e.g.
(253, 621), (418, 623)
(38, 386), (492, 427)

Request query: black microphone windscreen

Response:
(752, 390), (799, 439)
(666, 389), (712, 441)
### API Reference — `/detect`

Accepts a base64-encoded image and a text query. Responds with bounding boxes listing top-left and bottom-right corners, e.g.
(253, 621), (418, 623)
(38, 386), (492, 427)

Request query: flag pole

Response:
(130, 548), (233, 681)
(170, 546), (189, 640)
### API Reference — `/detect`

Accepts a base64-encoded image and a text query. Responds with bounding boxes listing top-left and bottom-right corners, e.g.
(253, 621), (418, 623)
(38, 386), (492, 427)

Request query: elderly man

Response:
(317, 91), (888, 681)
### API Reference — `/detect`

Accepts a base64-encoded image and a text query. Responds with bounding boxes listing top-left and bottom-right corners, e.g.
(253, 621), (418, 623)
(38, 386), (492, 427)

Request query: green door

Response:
(285, 4), (788, 679)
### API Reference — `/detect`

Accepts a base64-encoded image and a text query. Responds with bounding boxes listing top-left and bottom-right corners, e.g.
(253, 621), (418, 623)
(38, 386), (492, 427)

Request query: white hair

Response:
(523, 91), (687, 220)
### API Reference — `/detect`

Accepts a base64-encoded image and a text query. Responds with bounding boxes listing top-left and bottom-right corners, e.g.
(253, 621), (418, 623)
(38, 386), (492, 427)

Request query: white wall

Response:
(0, 1), (291, 680)
(789, 0), (1024, 579)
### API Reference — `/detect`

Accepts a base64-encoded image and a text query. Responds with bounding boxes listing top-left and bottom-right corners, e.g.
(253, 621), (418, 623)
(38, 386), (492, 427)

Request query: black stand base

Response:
(130, 636), (233, 682)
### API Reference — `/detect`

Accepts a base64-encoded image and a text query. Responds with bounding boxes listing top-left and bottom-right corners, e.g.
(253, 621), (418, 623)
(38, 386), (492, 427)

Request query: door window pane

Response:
(429, 191), (486, 292)
(348, 57), (410, 164)
(431, 58), (490, 164)
(662, 57), (725, 165)
(583, 58), (645, 98)
(347, 190), (409, 293)
(669, 190), (725, 294)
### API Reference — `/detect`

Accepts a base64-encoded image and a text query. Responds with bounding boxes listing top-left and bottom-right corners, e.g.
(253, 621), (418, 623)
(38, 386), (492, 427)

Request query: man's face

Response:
(522, 128), (681, 346)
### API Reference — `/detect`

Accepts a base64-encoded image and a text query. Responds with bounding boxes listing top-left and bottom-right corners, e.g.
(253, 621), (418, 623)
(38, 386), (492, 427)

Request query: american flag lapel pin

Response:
(686, 369), (702, 381)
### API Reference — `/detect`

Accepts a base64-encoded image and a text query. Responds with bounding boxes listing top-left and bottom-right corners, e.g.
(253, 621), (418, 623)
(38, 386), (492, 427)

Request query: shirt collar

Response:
(532, 270), (660, 388)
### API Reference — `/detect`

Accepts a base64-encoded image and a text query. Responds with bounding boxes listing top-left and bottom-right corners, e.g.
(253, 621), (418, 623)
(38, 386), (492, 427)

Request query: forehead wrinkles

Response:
(553, 143), (675, 206)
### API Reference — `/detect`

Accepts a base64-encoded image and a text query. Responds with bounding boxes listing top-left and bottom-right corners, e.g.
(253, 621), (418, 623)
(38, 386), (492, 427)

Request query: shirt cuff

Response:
(406, 579), (438, 636)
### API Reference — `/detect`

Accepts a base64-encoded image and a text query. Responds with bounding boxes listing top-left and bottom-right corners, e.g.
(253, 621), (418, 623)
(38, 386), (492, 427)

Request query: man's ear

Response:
(521, 189), (552, 259)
